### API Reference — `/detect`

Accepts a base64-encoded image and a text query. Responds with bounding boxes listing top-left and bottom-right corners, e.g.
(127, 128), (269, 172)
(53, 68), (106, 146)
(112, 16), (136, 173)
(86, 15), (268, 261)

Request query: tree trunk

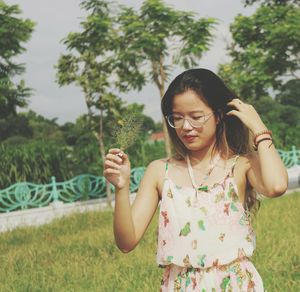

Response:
(159, 87), (172, 158)
(85, 92), (112, 208)
(98, 109), (112, 208)
(159, 57), (172, 157)
(151, 58), (172, 158)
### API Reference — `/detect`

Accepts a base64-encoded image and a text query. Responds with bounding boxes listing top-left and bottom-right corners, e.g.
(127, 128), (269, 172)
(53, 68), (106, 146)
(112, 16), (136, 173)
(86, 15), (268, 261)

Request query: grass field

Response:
(0, 192), (299, 292)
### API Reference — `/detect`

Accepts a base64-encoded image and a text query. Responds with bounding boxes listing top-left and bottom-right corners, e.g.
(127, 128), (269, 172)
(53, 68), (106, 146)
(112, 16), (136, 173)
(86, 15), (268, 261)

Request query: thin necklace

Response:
(186, 153), (221, 195)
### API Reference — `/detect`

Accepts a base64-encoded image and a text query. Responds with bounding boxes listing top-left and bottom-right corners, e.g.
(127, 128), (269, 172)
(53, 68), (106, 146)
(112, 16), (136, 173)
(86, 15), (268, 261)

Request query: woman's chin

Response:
(183, 142), (201, 151)
(182, 141), (212, 153)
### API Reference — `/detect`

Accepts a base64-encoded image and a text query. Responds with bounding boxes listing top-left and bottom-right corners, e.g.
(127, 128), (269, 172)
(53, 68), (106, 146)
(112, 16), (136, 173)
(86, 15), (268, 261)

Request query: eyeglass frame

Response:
(165, 112), (215, 129)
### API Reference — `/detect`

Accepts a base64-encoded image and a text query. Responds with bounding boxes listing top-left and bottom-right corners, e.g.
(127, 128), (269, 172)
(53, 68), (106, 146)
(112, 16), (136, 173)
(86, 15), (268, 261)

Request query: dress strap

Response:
(229, 155), (240, 177)
(165, 158), (170, 179)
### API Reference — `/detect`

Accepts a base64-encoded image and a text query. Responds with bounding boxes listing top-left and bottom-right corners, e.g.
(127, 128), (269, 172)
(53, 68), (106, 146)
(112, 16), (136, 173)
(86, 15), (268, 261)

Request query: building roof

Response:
(150, 131), (164, 141)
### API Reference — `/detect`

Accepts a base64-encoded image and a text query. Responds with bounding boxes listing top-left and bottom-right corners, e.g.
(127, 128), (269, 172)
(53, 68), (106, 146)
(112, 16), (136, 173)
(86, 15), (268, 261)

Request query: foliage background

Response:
(0, 0), (299, 188)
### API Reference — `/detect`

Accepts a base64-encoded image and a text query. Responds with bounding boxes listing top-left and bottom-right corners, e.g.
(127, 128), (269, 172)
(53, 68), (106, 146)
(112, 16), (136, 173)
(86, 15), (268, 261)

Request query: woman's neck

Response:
(188, 145), (218, 165)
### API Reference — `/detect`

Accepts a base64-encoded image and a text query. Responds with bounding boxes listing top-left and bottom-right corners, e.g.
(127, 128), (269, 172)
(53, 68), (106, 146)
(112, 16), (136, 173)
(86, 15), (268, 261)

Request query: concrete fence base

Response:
(0, 194), (136, 233)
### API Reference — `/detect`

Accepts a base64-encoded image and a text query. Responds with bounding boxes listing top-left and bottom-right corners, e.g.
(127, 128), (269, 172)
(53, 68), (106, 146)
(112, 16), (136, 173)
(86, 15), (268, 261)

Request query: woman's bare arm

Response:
(114, 161), (162, 252)
(104, 149), (163, 252)
(246, 144), (288, 197)
(226, 99), (288, 197)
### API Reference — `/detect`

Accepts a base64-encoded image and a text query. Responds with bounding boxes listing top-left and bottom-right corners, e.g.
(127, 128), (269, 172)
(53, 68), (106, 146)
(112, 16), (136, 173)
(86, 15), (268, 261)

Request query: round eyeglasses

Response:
(165, 112), (214, 128)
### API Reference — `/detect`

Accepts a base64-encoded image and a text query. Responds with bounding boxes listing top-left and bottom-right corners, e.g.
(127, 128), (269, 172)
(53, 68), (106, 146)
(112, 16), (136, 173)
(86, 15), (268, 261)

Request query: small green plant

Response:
(113, 111), (143, 151)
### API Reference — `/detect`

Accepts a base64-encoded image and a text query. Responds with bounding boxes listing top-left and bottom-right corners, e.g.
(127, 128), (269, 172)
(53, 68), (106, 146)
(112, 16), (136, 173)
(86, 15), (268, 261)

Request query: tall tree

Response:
(56, 0), (132, 206)
(276, 79), (300, 108)
(115, 0), (216, 156)
(219, 0), (299, 99)
(218, 0), (299, 149)
(57, 0), (216, 203)
(0, 1), (34, 119)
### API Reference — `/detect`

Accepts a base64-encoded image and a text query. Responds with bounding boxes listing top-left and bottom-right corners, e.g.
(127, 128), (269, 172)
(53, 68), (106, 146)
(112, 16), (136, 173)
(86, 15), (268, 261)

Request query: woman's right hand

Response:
(103, 148), (131, 190)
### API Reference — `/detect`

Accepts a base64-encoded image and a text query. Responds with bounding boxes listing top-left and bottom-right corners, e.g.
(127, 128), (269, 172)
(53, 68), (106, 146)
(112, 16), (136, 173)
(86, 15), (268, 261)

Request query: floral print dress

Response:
(157, 156), (264, 292)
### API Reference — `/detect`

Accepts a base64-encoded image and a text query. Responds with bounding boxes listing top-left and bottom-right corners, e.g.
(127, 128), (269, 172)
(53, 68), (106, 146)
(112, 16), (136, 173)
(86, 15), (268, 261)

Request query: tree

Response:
(56, 0), (216, 204)
(115, 0), (216, 156)
(275, 80), (300, 148)
(219, 0), (299, 99)
(56, 0), (126, 206)
(19, 110), (65, 143)
(276, 79), (300, 108)
(243, 0), (298, 6)
(0, 1), (34, 118)
(0, 114), (32, 141)
(60, 115), (103, 176)
(218, 0), (300, 149)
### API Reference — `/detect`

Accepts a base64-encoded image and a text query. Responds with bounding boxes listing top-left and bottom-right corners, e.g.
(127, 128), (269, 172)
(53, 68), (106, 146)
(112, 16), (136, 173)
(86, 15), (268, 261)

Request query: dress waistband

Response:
(161, 256), (251, 273)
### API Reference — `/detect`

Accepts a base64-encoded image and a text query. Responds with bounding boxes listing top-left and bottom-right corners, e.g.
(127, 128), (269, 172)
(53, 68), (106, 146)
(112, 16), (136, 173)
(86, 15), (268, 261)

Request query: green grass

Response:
(0, 192), (299, 292)
(252, 192), (300, 291)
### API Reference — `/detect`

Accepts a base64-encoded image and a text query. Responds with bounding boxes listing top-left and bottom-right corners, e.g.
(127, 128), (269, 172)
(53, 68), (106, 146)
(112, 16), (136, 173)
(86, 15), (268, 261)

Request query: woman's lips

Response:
(182, 135), (197, 143)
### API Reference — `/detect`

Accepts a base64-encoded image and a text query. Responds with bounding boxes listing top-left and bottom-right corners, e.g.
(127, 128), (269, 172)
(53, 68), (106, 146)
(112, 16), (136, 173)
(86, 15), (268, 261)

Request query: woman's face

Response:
(171, 89), (217, 153)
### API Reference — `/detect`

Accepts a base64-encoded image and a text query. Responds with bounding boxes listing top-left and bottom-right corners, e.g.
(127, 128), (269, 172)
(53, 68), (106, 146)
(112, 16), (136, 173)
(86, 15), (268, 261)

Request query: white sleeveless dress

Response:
(157, 156), (264, 291)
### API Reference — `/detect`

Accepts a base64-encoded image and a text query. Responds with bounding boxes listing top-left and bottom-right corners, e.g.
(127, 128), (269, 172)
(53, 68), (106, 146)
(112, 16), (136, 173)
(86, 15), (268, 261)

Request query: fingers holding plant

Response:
(226, 98), (267, 133)
(104, 110), (142, 190)
(104, 148), (131, 189)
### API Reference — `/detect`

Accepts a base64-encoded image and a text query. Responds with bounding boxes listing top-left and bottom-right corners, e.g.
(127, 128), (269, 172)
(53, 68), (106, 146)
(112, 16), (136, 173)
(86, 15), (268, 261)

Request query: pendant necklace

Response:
(186, 153), (221, 197)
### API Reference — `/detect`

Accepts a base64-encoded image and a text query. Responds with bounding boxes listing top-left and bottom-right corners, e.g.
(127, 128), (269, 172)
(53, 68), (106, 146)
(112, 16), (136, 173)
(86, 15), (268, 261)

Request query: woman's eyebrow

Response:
(172, 110), (204, 114)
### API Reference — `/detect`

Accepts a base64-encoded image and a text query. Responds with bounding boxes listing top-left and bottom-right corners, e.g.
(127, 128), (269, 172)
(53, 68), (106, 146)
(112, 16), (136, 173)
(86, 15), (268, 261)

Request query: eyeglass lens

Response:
(167, 113), (211, 128)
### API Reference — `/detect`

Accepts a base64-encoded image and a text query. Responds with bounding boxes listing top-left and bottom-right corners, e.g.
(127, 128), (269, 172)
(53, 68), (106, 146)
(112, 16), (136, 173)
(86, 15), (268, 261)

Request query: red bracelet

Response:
(253, 137), (273, 151)
(253, 130), (272, 145)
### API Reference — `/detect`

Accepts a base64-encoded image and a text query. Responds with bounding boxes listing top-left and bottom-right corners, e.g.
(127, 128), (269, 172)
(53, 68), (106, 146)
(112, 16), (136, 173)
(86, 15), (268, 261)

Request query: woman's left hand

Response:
(226, 98), (267, 133)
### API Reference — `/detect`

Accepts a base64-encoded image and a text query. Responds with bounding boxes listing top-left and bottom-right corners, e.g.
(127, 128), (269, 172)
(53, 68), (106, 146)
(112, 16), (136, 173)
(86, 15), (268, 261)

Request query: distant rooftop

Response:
(149, 131), (164, 141)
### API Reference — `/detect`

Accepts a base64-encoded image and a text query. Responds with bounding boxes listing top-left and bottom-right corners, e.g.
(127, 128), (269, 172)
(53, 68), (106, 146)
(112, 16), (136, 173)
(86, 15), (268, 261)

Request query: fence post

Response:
(291, 145), (298, 166)
(51, 176), (60, 202)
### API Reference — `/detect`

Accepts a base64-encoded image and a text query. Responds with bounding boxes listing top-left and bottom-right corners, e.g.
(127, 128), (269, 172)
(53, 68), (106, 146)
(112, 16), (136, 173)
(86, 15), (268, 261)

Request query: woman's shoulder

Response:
(145, 157), (183, 195)
(141, 159), (168, 187)
(146, 157), (169, 171)
(146, 156), (184, 173)
(146, 158), (163, 167)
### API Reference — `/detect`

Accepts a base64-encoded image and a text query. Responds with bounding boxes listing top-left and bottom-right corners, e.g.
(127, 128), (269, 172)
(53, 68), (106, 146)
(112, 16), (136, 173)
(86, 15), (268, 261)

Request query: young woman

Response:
(104, 68), (288, 291)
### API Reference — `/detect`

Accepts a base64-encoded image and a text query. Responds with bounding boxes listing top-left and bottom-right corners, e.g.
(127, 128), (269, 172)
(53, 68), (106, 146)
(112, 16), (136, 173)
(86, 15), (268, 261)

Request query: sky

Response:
(6, 0), (257, 124)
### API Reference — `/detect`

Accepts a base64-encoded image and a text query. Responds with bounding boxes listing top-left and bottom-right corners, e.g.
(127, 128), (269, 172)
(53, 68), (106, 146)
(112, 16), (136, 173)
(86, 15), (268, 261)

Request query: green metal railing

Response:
(278, 146), (299, 168)
(0, 167), (145, 213)
(0, 147), (299, 213)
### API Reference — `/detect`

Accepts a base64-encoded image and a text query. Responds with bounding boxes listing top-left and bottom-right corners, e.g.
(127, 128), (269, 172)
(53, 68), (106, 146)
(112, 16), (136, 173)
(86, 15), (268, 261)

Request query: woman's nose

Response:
(182, 118), (193, 130)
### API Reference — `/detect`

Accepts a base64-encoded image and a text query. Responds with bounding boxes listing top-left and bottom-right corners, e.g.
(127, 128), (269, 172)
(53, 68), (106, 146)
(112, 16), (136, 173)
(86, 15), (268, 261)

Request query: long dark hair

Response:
(161, 68), (258, 212)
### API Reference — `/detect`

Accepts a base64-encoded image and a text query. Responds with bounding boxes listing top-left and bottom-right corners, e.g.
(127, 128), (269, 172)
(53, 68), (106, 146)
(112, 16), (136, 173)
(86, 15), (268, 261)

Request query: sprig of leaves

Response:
(113, 111), (143, 151)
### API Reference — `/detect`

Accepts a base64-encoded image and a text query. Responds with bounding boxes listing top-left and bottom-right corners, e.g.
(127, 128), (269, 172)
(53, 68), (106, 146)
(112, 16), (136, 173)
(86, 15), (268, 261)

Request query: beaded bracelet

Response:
(253, 129), (272, 145)
(253, 137), (273, 151)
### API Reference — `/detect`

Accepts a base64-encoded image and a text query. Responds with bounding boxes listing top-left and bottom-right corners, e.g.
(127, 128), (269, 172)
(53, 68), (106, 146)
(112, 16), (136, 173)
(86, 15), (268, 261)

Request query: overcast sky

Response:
(6, 0), (257, 124)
